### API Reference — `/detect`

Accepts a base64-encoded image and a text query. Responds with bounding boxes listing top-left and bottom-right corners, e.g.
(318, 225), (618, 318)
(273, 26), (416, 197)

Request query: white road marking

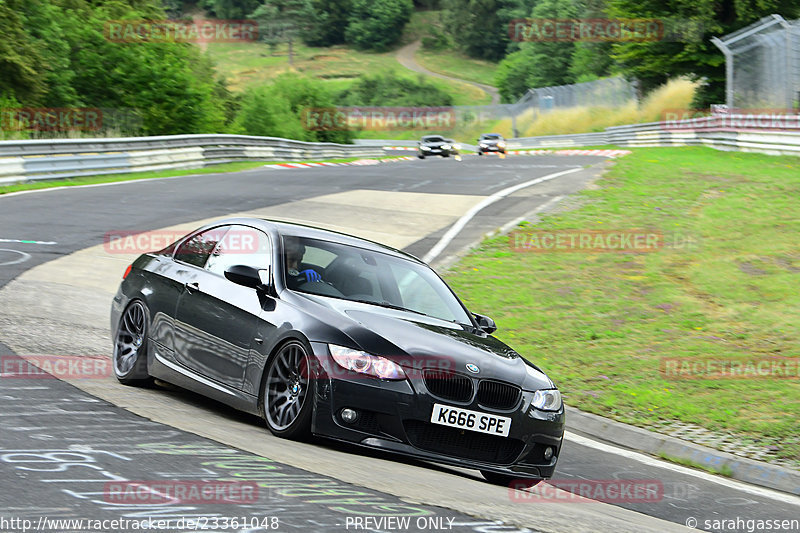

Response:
(0, 239), (57, 245)
(422, 167), (582, 263)
(565, 431), (800, 506)
(0, 173), (205, 199)
(0, 249), (31, 266)
(498, 195), (564, 234)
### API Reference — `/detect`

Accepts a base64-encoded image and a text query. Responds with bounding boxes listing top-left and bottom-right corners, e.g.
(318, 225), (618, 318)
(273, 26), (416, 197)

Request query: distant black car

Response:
(111, 218), (564, 486)
(418, 135), (455, 158)
(477, 133), (506, 155)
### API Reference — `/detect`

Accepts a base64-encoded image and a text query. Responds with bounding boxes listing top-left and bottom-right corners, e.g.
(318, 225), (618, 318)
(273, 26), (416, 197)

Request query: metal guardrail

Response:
(4, 115), (800, 184)
(509, 114), (800, 156)
(0, 134), (383, 185)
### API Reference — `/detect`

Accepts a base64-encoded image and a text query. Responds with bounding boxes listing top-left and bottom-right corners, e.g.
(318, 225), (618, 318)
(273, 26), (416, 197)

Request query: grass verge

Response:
(657, 452), (734, 477)
(443, 146), (800, 462)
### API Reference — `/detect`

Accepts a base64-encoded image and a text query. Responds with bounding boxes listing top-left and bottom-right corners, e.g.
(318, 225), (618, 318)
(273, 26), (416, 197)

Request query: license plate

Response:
(430, 403), (511, 437)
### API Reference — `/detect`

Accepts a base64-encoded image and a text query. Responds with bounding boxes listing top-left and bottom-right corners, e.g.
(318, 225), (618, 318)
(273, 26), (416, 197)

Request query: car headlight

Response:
(329, 344), (406, 380)
(452, 143), (461, 150)
(441, 144), (451, 150)
(497, 141), (506, 148)
(421, 146), (431, 150)
(532, 389), (562, 411)
(479, 143), (488, 147)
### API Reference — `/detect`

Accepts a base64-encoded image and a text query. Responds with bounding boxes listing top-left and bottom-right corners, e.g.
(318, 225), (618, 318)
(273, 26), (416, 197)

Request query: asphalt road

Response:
(1, 155), (798, 532)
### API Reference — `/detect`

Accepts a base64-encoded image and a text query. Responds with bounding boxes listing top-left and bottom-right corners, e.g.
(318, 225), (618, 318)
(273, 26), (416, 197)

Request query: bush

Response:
(338, 71), (454, 107)
(233, 73), (353, 143)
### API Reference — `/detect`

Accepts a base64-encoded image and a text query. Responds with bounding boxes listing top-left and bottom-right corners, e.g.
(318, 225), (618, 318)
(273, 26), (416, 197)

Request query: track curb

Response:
(565, 406), (800, 496)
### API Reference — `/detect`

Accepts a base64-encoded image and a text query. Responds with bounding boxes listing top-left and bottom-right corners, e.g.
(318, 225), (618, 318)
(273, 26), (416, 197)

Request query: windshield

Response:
(482, 134), (501, 140)
(282, 236), (471, 324)
(422, 136), (445, 142)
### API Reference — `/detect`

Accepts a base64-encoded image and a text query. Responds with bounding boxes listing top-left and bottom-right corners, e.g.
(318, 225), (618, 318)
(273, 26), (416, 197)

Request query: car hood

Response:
(299, 294), (553, 390)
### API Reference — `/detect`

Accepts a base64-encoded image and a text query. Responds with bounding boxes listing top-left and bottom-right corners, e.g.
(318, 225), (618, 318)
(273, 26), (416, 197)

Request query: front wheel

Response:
(262, 340), (313, 440)
(481, 470), (542, 489)
(477, 150), (483, 155)
(418, 154), (425, 159)
(113, 300), (153, 386)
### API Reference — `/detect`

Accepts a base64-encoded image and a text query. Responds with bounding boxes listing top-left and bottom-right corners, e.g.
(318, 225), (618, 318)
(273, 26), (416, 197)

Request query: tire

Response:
(478, 150), (483, 155)
(442, 153), (450, 158)
(261, 340), (313, 440)
(112, 300), (153, 386)
(418, 154), (425, 159)
(481, 470), (542, 489)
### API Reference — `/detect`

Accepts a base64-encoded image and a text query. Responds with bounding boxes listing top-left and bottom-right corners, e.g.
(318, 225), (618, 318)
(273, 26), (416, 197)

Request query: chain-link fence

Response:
(712, 15), (800, 109)
(514, 76), (638, 113)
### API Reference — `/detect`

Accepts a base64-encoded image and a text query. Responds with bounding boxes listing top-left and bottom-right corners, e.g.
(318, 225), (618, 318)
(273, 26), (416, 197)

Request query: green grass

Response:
(0, 156), (405, 195)
(657, 452), (734, 477)
(205, 41), (488, 106)
(443, 146), (800, 461)
(416, 49), (498, 87)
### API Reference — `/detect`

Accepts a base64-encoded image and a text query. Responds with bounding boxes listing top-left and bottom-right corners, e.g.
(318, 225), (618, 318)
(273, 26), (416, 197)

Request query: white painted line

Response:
(0, 173), (208, 200)
(0, 249), (31, 266)
(422, 167), (582, 263)
(498, 195), (564, 235)
(565, 431), (800, 506)
(0, 238), (57, 245)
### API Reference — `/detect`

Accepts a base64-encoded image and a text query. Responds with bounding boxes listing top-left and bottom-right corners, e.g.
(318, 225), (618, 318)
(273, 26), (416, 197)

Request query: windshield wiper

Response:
(351, 299), (434, 319)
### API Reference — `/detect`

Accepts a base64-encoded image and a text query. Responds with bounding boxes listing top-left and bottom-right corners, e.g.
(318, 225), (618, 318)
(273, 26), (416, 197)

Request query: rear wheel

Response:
(113, 300), (153, 386)
(481, 470), (542, 489)
(262, 340), (313, 440)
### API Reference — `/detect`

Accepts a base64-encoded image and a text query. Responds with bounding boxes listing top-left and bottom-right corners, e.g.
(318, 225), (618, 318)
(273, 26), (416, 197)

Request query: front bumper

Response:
(479, 145), (505, 152)
(310, 346), (564, 479)
(419, 148), (451, 156)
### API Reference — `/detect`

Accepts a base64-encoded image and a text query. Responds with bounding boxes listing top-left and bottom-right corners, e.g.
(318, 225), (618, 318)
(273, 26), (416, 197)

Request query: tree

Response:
(204, 0), (263, 19)
(345, 0), (414, 51)
(249, 0), (312, 65)
(494, 0), (581, 101)
(441, 0), (527, 61)
(607, 0), (800, 105)
(302, 0), (352, 47)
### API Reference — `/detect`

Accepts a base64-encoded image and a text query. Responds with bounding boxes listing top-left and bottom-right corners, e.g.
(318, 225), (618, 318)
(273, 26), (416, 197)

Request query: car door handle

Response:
(185, 281), (200, 292)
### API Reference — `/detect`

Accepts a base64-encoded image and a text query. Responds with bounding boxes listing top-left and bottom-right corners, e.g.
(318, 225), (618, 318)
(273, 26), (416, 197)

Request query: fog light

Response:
(543, 446), (554, 460)
(340, 408), (358, 423)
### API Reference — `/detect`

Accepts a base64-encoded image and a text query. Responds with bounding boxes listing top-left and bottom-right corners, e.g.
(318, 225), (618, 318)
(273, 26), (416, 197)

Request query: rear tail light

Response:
(122, 264), (132, 279)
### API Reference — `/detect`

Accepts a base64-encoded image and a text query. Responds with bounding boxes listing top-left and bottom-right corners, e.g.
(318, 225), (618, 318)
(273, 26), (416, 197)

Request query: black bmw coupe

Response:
(111, 218), (564, 485)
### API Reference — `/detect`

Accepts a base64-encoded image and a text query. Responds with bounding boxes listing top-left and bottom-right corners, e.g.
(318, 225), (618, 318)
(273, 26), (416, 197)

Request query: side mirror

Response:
(473, 313), (497, 334)
(225, 265), (272, 293)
